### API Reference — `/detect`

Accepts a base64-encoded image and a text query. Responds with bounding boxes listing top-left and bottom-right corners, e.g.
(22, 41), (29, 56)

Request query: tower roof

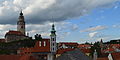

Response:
(50, 24), (56, 36)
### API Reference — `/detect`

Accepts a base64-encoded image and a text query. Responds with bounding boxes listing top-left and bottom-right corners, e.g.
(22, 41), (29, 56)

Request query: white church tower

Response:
(50, 24), (57, 53)
(47, 24), (57, 60)
(17, 11), (26, 35)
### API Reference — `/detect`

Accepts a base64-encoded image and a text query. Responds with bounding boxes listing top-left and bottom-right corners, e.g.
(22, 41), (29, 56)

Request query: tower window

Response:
(53, 48), (54, 51)
(21, 26), (23, 28)
(52, 38), (54, 41)
(53, 43), (54, 46)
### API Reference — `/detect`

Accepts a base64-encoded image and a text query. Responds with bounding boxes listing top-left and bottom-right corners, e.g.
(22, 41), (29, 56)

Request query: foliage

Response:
(0, 39), (36, 54)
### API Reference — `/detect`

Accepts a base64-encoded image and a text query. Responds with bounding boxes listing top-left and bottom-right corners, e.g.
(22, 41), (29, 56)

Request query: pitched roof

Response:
(80, 49), (92, 53)
(110, 44), (120, 48)
(5, 30), (24, 36)
(19, 55), (37, 60)
(56, 48), (75, 54)
(55, 49), (91, 60)
(19, 38), (51, 54)
(59, 42), (78, 46)
(97, 57), (109, 60)
(112, 52), (120, 60)
(0, 55), (20, 60)
(0, 55), (37, 60)
(77, 44), (91, 48)
(103, 48), (115, 53)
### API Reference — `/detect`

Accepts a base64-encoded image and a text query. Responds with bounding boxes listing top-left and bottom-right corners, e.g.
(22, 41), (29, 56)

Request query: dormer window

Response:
(44, 41), (46, 46)
(39, 41), (42, 46)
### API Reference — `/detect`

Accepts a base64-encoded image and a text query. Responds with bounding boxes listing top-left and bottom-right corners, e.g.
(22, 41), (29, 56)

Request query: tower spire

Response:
(51, 17), (56, 36)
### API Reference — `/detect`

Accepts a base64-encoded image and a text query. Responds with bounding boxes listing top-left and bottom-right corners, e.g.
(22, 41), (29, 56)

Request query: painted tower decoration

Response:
(17, 11), (26, 35)
(50, 24), (57, 53)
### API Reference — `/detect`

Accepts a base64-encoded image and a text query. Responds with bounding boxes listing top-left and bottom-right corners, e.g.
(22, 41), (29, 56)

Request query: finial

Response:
(20, 10), (23, 16)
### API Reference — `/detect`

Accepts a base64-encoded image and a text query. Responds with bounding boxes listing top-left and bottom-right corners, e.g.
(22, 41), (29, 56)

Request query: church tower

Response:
(17, 11), (26, 35)
(50, 24), (57, 53)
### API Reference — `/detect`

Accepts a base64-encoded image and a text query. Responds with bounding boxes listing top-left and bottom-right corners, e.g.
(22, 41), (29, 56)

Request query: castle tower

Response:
(17, 11), (26, 35)
(50, 24), (57, 53)
(100, 39), (103, 51)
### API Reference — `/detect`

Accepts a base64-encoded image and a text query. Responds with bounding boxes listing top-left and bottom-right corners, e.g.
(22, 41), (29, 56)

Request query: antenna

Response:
(52, 16), (55, 24)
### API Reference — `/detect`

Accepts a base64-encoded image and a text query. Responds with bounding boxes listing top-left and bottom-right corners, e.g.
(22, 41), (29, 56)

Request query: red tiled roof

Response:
(59, 42), (78, 46)
(56, 48), (75, 54)
(110, 44), (120, 48)
(5, 30), (24, 36)
(77, 44), (91, 48)
(19, 55), (37, 60)
(103, 48), (115, 52)
(80, 49), (91, 53)
(0, 55), (37, 60)
(112, 53), (120, 60)
(0, 55), (21, 60)
(97, 57), (109, 60)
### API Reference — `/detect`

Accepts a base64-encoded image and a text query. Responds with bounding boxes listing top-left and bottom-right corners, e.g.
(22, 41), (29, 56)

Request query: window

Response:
(53, 43), (54, 46)
(44, 41), (46, 46)
(53, 48), (54, 51)
(39, 41), (42, 46)
(52, 38), (54, 41)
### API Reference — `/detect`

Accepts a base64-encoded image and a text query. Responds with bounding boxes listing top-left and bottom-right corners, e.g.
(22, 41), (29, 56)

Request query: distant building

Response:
(5, 11), (28, 42)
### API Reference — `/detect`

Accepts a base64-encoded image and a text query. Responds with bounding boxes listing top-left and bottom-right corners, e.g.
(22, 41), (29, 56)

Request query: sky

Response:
(0, 0), (120, 43)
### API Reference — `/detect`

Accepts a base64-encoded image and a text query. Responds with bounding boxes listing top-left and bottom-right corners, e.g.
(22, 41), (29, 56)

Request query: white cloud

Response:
(80, 25), (107, 32)
(0, 21), (74, 39)
(113, 24), (120, 28)
(89, 32), (98, 38)
(70, 24), (79, 31)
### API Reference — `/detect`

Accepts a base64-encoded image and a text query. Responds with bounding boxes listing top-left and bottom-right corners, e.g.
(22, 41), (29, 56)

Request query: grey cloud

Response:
(0, 0), (119, 24)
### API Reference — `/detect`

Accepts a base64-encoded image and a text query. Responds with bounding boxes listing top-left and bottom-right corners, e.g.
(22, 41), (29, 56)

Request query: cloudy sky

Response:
(0, 0), (120, 43)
